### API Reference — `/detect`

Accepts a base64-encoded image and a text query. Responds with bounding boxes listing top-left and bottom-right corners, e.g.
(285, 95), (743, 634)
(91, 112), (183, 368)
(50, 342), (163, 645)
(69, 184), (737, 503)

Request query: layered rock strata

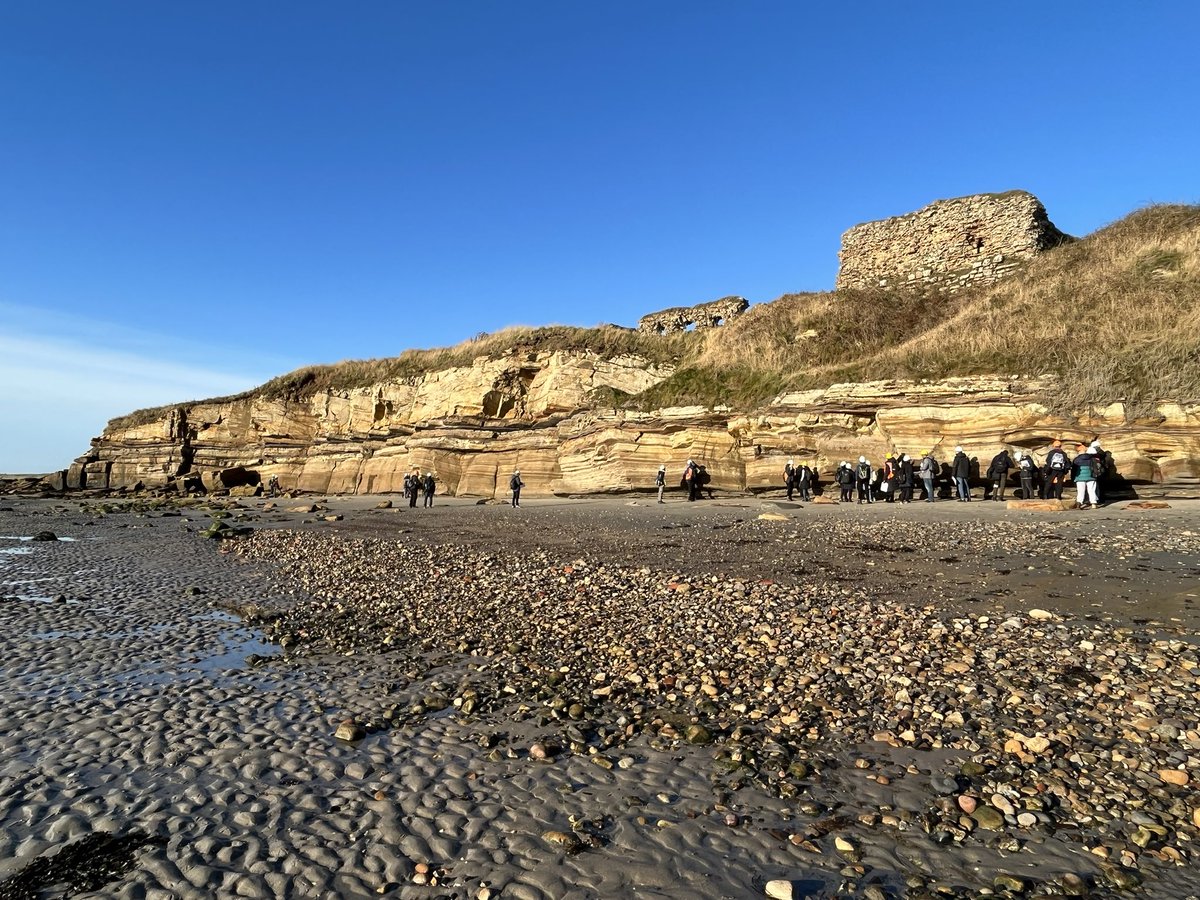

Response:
(836, 191), (1072, 293)
(71, 355), (1199, 498)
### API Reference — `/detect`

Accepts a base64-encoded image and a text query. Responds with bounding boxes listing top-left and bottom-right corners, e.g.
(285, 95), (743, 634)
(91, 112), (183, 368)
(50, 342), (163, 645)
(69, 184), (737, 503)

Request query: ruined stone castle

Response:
(637, 295), (748, 333)
(836, 191), (1071, 293)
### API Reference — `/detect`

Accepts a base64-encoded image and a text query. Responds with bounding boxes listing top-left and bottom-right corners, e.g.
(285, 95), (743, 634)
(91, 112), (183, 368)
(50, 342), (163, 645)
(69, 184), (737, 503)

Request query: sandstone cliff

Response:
(62, 195), (1200, 499)
(70, 364), (1198, 498)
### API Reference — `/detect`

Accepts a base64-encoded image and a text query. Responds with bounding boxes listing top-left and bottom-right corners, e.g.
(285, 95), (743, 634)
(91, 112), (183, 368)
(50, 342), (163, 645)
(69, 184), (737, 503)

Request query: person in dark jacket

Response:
(987, 449), (1013, 501)
(509, 469), (524, 507)
(1043, 440), (1069, 499)
(408, 468), (420, 508)
(783, 459), (795, 501)
(898, 454), (914, 503)
(797, 463), (813, 501)
(683, 459), (700, 501)
(1088, 440), (1114, 504)
(952, 447), (971, 501)
(855, 456), (873, 504)
(422, 472), (436, 507)
(837, 462), (854, 502)
(1016, 451), (1036, 500)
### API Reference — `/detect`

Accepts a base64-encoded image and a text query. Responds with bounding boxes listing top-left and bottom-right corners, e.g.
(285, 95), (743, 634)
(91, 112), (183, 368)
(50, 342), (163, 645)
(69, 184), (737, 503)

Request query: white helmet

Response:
(858, 456), (866, 463)
(955, 446), (963, 453)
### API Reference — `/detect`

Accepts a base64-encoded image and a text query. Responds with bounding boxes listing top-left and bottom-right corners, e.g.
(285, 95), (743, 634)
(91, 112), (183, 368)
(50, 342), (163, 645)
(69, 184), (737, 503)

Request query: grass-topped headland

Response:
(108, 203), (1200, 431)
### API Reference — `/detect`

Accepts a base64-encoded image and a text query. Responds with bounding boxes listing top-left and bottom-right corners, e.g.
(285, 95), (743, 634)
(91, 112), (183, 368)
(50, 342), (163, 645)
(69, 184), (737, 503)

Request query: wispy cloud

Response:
(0, 304), (280, 472)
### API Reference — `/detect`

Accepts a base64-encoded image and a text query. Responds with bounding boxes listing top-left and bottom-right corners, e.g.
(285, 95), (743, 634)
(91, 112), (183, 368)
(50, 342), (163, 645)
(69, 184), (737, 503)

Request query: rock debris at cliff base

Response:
(2, 498), (1199, 899)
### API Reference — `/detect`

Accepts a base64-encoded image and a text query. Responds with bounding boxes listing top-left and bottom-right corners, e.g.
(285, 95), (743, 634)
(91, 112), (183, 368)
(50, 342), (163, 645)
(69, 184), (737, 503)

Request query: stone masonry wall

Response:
(836, 191), (1071, 293)
(637, 296), (748, 333)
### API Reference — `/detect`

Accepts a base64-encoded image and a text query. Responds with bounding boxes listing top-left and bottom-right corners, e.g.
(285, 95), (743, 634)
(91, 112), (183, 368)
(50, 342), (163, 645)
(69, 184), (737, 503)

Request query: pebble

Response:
(334, 720), (365, 742)
(973, 807), (1005, 831)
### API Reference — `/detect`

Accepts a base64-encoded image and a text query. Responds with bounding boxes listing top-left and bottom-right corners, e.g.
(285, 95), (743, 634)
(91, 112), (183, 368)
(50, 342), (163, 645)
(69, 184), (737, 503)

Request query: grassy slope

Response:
(109, 204), (1200, 430)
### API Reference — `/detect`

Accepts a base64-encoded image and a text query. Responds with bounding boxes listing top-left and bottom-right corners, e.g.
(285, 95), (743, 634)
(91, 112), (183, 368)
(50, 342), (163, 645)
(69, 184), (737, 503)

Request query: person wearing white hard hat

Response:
(837, 461), (854, 502)
(509, 469), (524, 507)
(655, 465), (667, 503)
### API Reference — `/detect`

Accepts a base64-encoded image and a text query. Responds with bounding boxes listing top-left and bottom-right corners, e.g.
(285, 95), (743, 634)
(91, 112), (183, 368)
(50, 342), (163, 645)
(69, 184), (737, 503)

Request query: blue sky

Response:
(2, 2), (1197, 471)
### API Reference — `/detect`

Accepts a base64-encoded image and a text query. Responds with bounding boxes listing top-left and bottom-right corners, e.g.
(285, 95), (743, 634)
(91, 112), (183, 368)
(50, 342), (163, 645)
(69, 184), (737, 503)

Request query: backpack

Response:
(1048, 450), (1067, 471)
(1019, 456), (1033, 471)
(856, 462), (870, 480)
(921, 456), (935, 475)
(509, 474), (520, 490)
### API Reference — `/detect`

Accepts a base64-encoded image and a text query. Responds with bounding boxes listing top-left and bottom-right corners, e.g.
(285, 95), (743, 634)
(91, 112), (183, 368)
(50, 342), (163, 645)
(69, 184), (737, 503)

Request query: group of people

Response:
(402, 469), (437, 508)
(825, 439), (1114, 507)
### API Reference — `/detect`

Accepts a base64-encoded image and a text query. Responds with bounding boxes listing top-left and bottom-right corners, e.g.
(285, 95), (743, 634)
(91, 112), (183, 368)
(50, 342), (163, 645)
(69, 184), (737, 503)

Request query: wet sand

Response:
(0, 494), (1197, 899)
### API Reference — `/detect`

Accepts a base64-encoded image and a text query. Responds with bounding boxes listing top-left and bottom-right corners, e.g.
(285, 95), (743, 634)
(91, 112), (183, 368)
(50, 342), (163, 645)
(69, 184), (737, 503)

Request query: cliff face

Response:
(71, 352), (1200, 497)
(63, 194), (1200, 498)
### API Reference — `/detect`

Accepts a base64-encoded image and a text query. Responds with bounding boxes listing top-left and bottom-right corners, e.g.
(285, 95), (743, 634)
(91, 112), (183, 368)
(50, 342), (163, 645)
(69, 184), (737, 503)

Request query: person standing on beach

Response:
(422, 472), (436, 507)
(855, 457), (872, 504)
(797, 463), (813, 501)
(1017, 451), (1036, 500)
(1043, 440), (1069, 500)
(408, 468), (420, 508)
(837, 462), (853, 502)
(919, 451), (937, 501)
(783, 459), (795, 501)
(509, 470), (524, 507)
(882, 453), (897, 503)
(655, 465), (666, 503)
(898, 454), (914, 503)
(1072, 443), (1099, 508)
(683, 459), (700, 502)
(952, 447), (971, 501)
(987, 448), (1013, 501)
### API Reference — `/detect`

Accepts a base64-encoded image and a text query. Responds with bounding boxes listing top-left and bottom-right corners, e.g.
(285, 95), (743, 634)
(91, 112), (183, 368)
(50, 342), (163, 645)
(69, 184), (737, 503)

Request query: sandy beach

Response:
(1, 493), (1198, 899)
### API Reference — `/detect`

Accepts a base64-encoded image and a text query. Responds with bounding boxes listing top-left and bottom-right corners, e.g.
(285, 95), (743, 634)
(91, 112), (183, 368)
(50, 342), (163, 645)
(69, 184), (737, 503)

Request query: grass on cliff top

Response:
(108, 203), (1200, 429)
(106, 326), (700, 428)
(654, 202), (1200, 415)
